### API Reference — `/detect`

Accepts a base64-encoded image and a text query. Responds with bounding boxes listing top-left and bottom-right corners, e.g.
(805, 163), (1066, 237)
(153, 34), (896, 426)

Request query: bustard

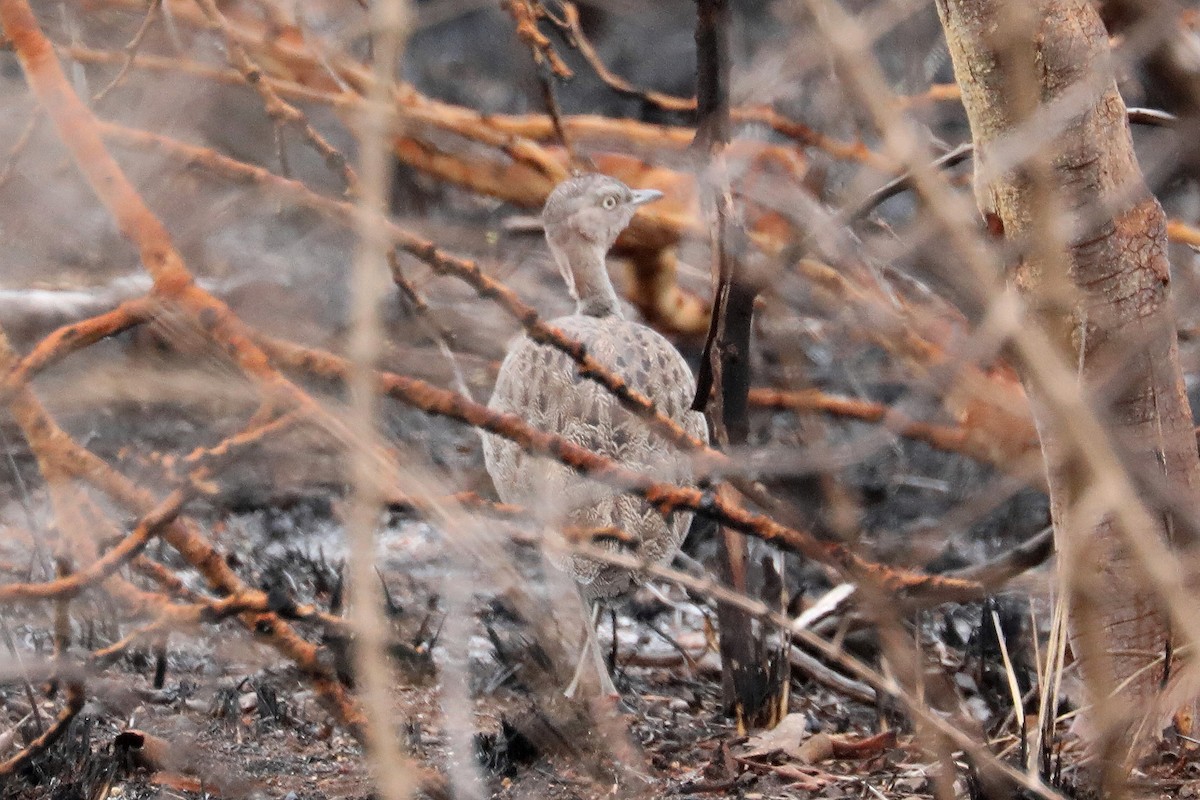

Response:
(482, 174), (709, 696)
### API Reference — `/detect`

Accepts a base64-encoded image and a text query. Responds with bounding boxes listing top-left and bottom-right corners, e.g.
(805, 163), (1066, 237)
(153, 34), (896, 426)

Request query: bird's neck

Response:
(548, 234), (624, 318)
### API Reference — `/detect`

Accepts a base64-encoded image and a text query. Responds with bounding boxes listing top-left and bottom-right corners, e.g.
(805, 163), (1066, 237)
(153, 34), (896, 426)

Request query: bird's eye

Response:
(602, 195), (618, 209)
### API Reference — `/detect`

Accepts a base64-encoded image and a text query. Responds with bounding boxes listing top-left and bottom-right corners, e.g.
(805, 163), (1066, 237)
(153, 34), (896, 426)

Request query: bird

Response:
(482, 173), (710, 697)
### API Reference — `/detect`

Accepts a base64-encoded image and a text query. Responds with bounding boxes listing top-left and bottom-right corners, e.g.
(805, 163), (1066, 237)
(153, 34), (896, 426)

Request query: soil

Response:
(0, 340), (1058, 799)
(0, 346), (1058, 800)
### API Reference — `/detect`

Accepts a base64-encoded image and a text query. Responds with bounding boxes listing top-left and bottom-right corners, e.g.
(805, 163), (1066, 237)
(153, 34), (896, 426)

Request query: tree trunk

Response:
(936, 0), (1200, 759)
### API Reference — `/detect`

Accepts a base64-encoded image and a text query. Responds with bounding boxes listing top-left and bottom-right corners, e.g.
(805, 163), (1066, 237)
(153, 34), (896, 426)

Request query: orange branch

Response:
(1, 2), (189, 294)
(255, 332), (982, 602)
(0, 0), (365, 734)
(5, 297), (155, 390)
(98, 122), (711, 456)
(748, 387), (1039, 467)
(0, 488), (187, 604)
(0, 682), (84, 777)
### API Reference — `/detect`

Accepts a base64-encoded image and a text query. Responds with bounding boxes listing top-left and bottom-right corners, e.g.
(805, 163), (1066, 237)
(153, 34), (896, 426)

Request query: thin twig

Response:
(191, 0), (360, 195)
(91, 0), (161, 104)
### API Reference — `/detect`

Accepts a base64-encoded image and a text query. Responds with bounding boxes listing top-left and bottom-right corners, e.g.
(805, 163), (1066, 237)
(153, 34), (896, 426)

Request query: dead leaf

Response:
(150, 773), (206, 794)
(772, 763), (832, 791)
(794, 732), (835, 763)
(742, 717), (897, 766)
(114, 729), (176, 773)
(741, 712), (811, 760)
(829, 729), (897, 760)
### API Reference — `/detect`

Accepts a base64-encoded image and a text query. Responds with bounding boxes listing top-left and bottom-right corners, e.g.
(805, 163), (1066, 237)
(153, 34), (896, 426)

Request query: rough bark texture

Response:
(936, 0), (1200, 747)
(692, 0), (786, 730)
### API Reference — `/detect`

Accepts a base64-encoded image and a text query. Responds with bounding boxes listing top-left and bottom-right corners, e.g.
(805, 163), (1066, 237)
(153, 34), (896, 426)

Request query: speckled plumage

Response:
(483, 315), (708, 599)
(482, 174), (709, 605)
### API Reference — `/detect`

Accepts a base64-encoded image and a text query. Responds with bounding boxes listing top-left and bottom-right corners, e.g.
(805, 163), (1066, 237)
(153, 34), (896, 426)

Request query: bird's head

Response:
(541, 173), (663, 254)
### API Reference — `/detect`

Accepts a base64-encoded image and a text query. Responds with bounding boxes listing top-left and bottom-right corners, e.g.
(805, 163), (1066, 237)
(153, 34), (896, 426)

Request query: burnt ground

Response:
(4, 222), (1200, 798)
(0, 242), (1064, 798)
(0, 345), (1063, 800)
(8, 377), (1193, 798)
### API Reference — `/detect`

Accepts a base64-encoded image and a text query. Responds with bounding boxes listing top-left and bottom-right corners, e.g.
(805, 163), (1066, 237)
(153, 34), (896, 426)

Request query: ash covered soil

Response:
(0, 360), (1054, 800)
(0, 318), (1074, 800)
(0, 271), (1064, 800)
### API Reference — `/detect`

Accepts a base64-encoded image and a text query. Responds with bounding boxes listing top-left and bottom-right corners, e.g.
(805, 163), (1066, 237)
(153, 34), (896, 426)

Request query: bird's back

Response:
(483, 315), (709, 599)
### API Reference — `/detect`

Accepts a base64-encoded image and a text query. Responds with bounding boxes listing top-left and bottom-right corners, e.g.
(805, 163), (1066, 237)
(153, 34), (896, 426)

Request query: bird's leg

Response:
(564, 606), (597, 700)
(592, 602), (618, 697)
(609, 607), (618, 673)
(564, 599), (617, 698)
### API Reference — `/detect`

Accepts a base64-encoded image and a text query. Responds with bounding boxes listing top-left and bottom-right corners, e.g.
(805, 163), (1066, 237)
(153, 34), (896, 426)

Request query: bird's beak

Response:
(629, 188), (664, 207)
